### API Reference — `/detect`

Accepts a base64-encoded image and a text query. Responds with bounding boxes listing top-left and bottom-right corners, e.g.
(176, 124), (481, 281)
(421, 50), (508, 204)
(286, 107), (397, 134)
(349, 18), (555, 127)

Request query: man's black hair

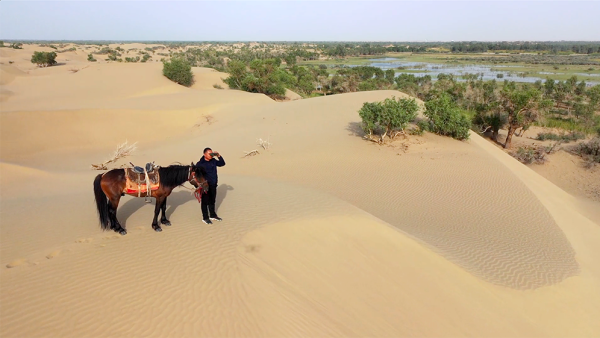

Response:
(203, 147), (212, 154)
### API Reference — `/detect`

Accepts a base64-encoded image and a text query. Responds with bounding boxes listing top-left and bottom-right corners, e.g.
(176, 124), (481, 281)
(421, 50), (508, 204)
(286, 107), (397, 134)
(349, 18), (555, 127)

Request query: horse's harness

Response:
(188, 167), (207, 203)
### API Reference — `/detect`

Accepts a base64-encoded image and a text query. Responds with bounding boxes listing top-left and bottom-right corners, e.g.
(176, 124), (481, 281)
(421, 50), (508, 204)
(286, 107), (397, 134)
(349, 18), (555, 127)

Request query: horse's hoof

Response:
(153, 226), (162, 232)
(161, 220), (171, 226)
(119, 230), (127, 236)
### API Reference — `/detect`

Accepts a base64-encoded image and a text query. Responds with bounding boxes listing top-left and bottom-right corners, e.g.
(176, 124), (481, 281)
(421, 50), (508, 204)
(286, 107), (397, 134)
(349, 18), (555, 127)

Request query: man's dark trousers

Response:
(201, 184), (218, 219)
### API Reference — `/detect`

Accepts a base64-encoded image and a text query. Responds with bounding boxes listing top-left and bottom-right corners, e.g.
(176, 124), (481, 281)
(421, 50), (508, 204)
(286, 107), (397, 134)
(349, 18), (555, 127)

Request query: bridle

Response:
(188, 166), (207, 202)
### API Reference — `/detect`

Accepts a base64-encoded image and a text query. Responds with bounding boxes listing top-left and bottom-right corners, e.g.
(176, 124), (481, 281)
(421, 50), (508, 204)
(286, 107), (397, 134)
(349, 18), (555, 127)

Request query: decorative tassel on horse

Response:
(193, 187), (205, 203)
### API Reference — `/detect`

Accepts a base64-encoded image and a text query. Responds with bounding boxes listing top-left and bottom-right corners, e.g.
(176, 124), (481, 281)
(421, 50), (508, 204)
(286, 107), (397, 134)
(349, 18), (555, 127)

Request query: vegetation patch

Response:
(358, 97), (419, 143)
(163, 58), (194, 87)
(536, 132), (586, 143)
(511, 143), (559, 165)
(423, 94), (471, 140)
(569, 138), (600, 167)
(31, 51), (57, 67)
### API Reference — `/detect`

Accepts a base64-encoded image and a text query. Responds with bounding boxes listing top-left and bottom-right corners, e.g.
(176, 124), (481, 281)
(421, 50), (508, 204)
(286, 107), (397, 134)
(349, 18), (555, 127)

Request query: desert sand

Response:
(1, 45), (600, 337)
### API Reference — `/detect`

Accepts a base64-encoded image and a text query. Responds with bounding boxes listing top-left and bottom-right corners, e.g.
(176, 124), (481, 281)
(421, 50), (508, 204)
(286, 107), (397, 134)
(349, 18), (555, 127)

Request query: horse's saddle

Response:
(131, 162), (156, 174)
(125, 162), (160, 197)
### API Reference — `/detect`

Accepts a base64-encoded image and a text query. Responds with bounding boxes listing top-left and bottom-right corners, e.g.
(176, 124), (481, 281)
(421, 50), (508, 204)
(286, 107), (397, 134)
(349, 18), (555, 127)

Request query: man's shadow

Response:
(216, 184), (234, 209)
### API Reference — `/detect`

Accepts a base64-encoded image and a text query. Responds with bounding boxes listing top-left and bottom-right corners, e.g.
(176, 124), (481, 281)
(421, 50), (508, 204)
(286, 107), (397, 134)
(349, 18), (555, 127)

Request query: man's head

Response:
(203, 147), (212, 160)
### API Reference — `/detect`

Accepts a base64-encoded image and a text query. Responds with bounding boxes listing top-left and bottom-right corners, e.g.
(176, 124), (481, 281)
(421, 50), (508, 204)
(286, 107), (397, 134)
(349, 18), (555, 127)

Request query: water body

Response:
(350, 58), (599, 85)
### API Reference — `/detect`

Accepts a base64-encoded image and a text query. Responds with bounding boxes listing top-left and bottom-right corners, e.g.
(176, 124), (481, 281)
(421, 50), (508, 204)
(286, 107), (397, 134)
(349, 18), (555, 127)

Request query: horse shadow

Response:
(117, 197), (148, 227)
(117, 185), (234, 227)
(165, 190), (197, 218)
(117, 190), (197, 227)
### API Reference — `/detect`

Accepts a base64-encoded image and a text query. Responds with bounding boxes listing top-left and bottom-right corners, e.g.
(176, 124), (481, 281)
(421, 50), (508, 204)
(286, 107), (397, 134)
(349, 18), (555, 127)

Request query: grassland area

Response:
(300, 53), (600, 83)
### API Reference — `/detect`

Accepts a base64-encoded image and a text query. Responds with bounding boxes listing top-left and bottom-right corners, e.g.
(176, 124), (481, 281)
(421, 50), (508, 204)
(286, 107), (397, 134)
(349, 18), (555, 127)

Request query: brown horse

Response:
(93, 163), (208, 235)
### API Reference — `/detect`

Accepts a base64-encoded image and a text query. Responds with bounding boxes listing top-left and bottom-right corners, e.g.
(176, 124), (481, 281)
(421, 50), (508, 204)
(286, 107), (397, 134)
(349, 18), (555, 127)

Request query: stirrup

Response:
(144, 197), (152, 203)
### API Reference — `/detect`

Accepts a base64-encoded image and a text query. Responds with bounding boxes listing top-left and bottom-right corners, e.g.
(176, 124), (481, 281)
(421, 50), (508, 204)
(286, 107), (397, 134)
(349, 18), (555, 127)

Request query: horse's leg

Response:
(108, 196), (127, 236)
(160, 197), (171, 226)
(152, 195), (164, 232)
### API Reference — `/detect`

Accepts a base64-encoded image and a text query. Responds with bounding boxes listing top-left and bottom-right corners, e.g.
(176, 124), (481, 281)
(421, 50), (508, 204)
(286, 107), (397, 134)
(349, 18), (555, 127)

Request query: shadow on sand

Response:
(216, 184), (234, 210)
(117, 184), (234, 227)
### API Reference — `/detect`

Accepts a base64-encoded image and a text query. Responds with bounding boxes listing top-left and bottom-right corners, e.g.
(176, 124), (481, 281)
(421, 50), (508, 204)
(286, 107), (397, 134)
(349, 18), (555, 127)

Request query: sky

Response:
(1, 1), (599, 41)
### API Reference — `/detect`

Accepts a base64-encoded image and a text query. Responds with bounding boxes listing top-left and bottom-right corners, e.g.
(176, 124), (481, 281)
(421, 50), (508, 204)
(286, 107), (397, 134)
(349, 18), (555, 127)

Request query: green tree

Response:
(385, 69), (395, 84)
(31, 51), (57, 67)
(223, 60), (248, 89)
(358, 97), (419, 143)
(87, 53), (97, 62)
(575, 81), (587, 96)
(162, 58), (194, 87)
(423, 94), (471, 140)
(224, 59), (287, 98)
(544, 78), (555, 96)
(284, 54), (296, 67)
(500, 87), (551, 148)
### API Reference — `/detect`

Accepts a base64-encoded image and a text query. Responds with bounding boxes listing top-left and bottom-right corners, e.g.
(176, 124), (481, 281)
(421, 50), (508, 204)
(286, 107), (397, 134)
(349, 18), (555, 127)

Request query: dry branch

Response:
(91, 140), (137, 170)
(242, 150), (260, 158)
(257, 137), (271, 150)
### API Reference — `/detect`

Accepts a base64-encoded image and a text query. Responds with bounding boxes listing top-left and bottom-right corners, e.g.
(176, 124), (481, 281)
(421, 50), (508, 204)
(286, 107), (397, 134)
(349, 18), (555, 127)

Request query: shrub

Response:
(0, 41), (4, 48)
(57, 47), (76, 53)
(224, 59), (287, 98)
(512, 143), (560, 165)
(141, 54), (151, 63)
(570, 138), (600, 167)
(87, 53), (97, 62)
(31, 51), (57, 67)
(11, 43), (23, 49)
(358, 96), (419, 143)
(213, 84), (224, 89)
(473, 109), (506, 142)
(536, 132), (585, 143)
(512, 146), (548, 164)
(424, 94), (471, 140)
(409, 119), (429, 136)
(163, 58), (194, 87)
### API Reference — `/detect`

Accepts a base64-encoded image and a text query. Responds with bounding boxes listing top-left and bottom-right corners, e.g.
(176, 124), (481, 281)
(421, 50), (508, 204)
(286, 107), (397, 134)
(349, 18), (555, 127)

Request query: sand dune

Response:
(1, 61), (600, 337)
(191, 67), (229, 90)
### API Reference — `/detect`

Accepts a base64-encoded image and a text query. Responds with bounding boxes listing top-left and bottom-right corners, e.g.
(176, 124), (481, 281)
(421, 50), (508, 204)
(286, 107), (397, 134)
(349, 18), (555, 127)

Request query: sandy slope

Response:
(1, 60), (600, 337)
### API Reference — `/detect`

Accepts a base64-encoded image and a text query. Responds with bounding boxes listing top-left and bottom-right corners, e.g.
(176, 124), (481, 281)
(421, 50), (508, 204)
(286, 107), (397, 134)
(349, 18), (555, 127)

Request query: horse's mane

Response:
(158, 165), (190, 188)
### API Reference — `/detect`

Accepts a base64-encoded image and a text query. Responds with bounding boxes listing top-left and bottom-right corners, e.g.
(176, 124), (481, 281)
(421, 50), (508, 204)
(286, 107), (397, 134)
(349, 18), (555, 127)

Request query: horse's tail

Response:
(93, 173), (110, 231)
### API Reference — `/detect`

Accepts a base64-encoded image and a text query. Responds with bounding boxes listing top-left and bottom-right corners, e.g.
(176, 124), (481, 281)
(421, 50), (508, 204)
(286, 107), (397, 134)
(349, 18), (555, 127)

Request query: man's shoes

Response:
(210, 216), (223, 222)
(202, 218), (213, 225)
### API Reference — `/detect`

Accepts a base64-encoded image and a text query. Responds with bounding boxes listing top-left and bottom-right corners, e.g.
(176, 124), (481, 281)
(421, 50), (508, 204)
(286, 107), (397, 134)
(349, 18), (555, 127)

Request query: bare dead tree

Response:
(91, 140), (137, 170)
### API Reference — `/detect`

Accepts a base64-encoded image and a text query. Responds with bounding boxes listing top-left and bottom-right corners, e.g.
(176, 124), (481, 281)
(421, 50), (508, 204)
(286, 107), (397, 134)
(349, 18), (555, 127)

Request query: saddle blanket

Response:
(125, 184), (160, 195)
(124, 168), (160, 196)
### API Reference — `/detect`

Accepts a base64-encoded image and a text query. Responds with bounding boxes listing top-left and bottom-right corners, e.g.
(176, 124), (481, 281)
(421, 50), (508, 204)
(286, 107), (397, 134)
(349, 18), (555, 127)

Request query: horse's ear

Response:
(191, 162), (195, 167)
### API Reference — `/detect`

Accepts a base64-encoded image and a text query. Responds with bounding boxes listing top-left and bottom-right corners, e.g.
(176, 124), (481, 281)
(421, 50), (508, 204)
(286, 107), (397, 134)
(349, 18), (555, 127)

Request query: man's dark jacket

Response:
(196, 156), (225, 186)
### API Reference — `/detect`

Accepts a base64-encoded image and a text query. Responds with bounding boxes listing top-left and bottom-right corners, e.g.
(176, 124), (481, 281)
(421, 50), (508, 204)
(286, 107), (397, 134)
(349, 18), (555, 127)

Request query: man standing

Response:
(197, 147), (225, 224)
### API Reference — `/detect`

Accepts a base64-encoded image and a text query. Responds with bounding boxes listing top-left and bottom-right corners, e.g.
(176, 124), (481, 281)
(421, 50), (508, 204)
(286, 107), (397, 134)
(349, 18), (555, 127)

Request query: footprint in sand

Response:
(46, 250), (62, 259)
(6, 258), (29, 269)
(245, 245), (261, 253)
(75, 238), (94, 243)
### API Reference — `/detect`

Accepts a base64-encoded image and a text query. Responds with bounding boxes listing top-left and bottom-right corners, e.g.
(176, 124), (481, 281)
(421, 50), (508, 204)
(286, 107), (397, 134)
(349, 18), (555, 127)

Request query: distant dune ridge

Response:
(1, 44), (600, 337)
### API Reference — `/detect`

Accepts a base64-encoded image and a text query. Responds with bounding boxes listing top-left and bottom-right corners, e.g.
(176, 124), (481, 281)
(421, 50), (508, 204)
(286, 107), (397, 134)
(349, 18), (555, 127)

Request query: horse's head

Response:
(190, 162), (209, 192)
